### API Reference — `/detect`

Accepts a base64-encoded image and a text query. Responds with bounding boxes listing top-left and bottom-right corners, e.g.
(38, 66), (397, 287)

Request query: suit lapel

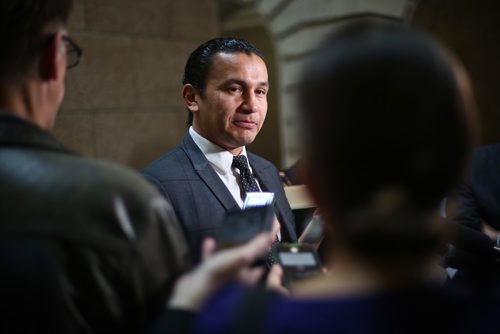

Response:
(249, 154), (297, 241)
(248, 154), (273, 193)
(181, 134), (239, 212)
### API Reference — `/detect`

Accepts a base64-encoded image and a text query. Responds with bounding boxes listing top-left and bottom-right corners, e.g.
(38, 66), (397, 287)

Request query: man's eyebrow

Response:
(220, 78), (269, 88)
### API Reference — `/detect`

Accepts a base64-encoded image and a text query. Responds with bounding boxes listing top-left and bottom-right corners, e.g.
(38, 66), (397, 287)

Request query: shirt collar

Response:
(189, 126), (248, 175)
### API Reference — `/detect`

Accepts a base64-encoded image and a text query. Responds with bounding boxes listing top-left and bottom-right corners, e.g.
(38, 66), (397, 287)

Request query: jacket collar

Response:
(0, 112), (72, 154)
(181, 133), (239, 211)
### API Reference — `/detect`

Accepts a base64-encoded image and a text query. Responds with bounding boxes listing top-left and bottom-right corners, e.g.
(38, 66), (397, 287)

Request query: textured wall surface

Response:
(54, 0), (219, 169)
(413, 0), (500, 147)
(58, 0), (496, 170)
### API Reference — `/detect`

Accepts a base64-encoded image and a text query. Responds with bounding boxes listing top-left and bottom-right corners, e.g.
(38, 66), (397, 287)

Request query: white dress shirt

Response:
(189, 127), (261, 208)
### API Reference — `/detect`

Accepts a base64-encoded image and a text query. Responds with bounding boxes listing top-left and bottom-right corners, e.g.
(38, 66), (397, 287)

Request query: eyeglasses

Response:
(62, 36), (83, 69)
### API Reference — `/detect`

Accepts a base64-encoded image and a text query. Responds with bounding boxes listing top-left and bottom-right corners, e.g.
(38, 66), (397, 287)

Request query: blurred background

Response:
(55, 0), (500, 170)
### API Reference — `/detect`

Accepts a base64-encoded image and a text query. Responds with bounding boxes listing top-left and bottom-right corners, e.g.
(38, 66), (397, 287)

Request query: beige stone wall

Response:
(54, 0), (219, 169)
(56, 0), (428, 171)
(412, 0), (500, 147)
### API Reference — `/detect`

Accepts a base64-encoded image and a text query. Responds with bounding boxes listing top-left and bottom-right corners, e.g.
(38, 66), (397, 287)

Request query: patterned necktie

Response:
(231, 155), (260, 194)
(232, 154), (279, 265)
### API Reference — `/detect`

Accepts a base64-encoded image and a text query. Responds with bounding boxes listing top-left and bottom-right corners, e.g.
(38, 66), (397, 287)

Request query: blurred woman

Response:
(193, 19), (497, 334)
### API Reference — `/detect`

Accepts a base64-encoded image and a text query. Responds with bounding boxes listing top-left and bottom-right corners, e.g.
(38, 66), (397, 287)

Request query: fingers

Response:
(207, 233), (272, 275)
(271, 215), (280, 242)
(201, 237), (217, 262)
(168, 272), (199, 310)
(279, 171), (292, 186)
(267, 264), (289, 296)
(236, 232), (274, 261)
(237, 266), (265, 285)
(481, 222), (500, 241)
(168, 233), (275, 312)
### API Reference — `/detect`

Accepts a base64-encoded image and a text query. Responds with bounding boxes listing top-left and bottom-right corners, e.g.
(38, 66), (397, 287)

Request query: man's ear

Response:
(182, 84), (200, 112)
(39, 31), (65, 81)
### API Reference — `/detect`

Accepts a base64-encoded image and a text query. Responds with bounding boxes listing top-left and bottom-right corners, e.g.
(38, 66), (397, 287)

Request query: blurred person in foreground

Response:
(447, 143), (500, 237)
(0, 1), (282, 333)
(445, 142), (500, 288)
(186, 19), (499, 333)
(0, 0), (192, 332)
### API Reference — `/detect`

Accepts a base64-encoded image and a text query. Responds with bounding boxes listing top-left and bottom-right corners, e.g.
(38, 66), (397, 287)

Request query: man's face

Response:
(192, 52), (268, 155)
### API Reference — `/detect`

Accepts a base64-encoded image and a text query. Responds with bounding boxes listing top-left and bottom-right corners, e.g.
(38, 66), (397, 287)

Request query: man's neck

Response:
(189, 126), (244, 156)
(1, 81), (54, 130)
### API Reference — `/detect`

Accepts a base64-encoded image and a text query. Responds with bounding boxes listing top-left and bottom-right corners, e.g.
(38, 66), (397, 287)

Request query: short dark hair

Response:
(299, 19), (472, 262)
(182, 37), (265, 126)
(0, 0), (73, 85)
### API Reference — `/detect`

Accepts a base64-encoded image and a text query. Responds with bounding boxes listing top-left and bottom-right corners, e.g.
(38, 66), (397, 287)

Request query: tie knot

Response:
(232, 155), (260, 193)
(232, 155), (250, 171)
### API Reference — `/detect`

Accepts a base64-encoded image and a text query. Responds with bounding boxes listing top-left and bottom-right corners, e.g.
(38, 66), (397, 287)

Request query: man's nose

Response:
(240, 91), (258, 113)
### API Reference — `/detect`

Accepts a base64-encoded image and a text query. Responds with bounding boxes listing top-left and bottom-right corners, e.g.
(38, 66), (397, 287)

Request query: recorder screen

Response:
(279, 252), (317, 266)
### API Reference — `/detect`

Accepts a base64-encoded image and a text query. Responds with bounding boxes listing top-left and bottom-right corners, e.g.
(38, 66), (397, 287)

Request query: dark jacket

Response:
(141, 133), (297, 260)
(0, 113), (190, 333)
(449, 143), (500, 231)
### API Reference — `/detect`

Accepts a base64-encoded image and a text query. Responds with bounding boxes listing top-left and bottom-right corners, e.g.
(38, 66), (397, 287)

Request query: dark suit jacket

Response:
(448, 143), (500, 231)
(141, 133), (297, 260)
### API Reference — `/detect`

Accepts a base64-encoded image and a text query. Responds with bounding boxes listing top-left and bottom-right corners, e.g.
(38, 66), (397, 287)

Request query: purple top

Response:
(194, 283), (497, 334)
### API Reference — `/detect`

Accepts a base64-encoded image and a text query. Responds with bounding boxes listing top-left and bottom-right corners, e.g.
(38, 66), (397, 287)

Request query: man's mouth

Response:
(233, 120), (257, 129)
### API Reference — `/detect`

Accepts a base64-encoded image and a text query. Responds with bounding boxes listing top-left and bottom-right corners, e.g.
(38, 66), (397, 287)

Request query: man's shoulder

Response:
(56, 153), (160, 199)
(141, 145), (193, 180)
(142, 146), (184, 168)
(1, 148), (170, 228)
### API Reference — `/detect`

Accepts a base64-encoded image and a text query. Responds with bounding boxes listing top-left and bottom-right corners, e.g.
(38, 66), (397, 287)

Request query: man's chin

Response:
(225, 137), (257, 151)
(237, 135), (258, 147)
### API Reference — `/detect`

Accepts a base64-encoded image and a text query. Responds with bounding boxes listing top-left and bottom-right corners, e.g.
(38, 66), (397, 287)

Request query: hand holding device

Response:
(277, 243), (322, 286)
(214, 204), (275, 250)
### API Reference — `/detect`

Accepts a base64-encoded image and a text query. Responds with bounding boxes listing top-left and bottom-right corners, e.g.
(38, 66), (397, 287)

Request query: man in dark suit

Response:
(446, 143), (500, 287)
(449, 143), (500, 240)
(141, 38), (296, 260)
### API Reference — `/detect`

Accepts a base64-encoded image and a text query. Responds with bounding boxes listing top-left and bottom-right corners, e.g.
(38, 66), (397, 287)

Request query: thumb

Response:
(201, 237), (217, 262)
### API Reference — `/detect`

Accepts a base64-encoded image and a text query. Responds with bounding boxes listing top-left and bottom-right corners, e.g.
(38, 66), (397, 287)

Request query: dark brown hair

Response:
(299, 19), (472, 262)
(182, 37), (265, 126)
(0, 0), (73, 84)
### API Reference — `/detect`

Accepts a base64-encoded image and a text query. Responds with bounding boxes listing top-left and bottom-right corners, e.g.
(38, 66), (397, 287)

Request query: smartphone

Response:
(298, 215), (324, 248)
(277, 243), (322, 284)
(214, 204), (275, 250)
